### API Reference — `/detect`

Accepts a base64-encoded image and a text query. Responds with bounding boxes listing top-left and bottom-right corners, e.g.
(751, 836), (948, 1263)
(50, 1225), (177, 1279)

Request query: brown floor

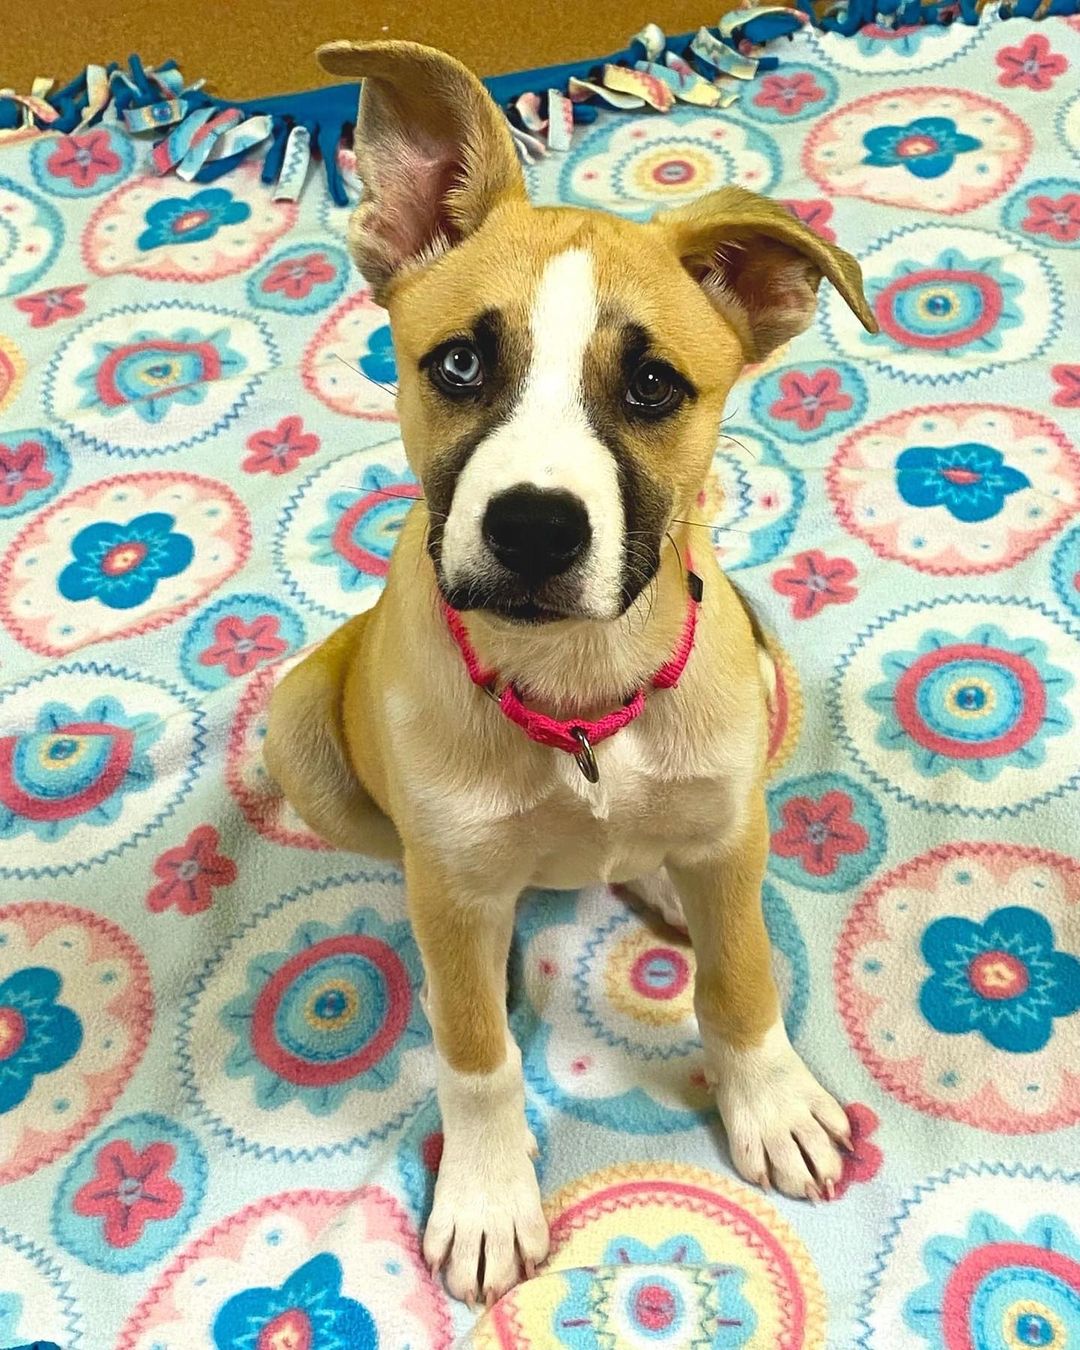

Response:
(2, 0), (753, 99)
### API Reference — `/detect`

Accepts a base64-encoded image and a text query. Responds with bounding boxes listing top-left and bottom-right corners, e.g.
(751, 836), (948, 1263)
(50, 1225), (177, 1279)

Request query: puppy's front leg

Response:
(670, 793), (851, 1200)
(406, 850), (548, 1304)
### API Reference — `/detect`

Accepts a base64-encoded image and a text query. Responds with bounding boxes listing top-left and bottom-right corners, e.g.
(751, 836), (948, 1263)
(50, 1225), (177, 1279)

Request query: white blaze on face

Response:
(438, 248), (627, 617)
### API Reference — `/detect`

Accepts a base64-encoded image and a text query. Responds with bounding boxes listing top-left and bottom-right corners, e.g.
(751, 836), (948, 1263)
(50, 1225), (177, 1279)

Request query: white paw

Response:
(710, 1021), (851, 1201)
(423, 1144), (549, 1305)
(622, 869), (688, 933)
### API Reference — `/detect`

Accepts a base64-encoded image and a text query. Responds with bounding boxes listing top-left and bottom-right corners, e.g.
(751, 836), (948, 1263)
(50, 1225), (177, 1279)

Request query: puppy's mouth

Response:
(440, 579), (579, 626)
(438, 557), (659, 626)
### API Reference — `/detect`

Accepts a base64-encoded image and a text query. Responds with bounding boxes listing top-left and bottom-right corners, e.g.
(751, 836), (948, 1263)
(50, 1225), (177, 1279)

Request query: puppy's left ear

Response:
(316, 40), (526, 302)
(660, 186), (877, 363)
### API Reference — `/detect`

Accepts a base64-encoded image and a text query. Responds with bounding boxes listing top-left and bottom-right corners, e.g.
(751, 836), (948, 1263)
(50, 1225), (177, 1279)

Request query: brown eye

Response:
(626, 361), (682, 417)
(431, 342), (483, 395)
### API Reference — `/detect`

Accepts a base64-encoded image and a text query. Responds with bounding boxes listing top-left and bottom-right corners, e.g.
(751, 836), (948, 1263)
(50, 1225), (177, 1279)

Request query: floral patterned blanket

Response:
(1, 14), (1079, 1350)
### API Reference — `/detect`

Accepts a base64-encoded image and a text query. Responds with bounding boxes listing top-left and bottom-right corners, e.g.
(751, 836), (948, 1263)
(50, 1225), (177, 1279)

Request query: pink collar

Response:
(442, 562), (701, 783)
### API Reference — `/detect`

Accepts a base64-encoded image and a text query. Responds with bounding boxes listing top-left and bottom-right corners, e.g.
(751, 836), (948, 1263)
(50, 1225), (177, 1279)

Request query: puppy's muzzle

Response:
(482, 486), (591, 585)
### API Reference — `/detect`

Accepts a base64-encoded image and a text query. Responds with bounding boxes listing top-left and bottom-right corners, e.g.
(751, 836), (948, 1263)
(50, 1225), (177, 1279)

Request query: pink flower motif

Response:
(772, 549), (858, 621)
(45, 130), (122, 189)
(753, 72), (827, 116)
(242, 415), (320, 475)
(833, 1104), (883, 1199)
(0, 440), (52, 508)
(199, 614), (288, 678)
(769, 368), (852, 432)
(1051, 365), (1080, 408)
(261, 251), (337, 300)
(1022, 192), (1080, 244)
(996, 33), (1068, 90)
(146, 824), (238, 915)
(72, 1140), (184, 1247)
(14, 284), (87, 328)
(771, 789), (869, 876)
(781, 198), (836, 242)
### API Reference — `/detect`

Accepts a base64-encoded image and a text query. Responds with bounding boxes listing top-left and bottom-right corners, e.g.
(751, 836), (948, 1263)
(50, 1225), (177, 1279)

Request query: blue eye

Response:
(433, 342), (483, 393)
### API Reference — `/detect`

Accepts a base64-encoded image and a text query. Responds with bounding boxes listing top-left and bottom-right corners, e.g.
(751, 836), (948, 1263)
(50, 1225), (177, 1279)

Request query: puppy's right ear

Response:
(317, 40), (527, 302)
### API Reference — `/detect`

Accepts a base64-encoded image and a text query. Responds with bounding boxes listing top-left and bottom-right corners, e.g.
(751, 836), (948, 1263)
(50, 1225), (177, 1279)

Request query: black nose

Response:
(482, 486), (591, 583)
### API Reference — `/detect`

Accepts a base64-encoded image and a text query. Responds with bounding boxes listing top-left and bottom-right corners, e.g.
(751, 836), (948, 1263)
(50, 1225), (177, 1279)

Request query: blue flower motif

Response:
(358, 324), (398, 386)
(137, 187), (251, 251)
(58, 512), (194, 609)
(307, 464), (419, 595)
(0, 967), (83, 1113)
(219, 906), (427, 1116)
(74, 325), (248, 425)
(863, 116), (982, 179)
(904, 1210), (1080, 1347)
(896, 442), (1031, 523)
(0, 695), (163, 843)
(920, 906), (1080, 1053)
(213, 1253), (376, 1350)
(867, 622), (1072, 782)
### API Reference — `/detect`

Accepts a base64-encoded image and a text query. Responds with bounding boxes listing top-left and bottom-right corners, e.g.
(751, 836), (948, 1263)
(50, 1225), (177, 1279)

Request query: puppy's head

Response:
(319, 40), (876, 625)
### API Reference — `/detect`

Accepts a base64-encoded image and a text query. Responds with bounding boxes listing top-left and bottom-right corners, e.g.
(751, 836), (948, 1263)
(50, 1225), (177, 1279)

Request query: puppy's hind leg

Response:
(264, 614), (400, 859)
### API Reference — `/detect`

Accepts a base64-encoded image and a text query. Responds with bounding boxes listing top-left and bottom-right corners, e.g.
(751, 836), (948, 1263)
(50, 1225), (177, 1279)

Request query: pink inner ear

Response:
(716, 242), (816, 321)
(372, 130), (465, 266)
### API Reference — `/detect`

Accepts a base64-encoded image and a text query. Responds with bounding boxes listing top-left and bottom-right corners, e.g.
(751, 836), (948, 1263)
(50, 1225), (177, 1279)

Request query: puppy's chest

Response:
(449, 721), (748, 889)
(554, 723), (720, 821)
(398, 672), (760, 886)
(551, 725), (739, 853)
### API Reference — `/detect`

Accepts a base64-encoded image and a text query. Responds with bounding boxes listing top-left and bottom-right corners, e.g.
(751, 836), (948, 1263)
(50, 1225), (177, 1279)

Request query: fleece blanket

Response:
(1, 15), (1079, 1350)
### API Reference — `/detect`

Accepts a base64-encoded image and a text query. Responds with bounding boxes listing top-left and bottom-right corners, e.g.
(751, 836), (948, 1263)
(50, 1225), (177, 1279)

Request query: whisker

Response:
(360, 486), (444, 516)
(417, 522), (433, 580)
(331, 352), (399, 397)
(669, 518), (751, 536)
(641, 575), (658, 632)
(719, 432), (756, 460)
(665, 530), (684, 574)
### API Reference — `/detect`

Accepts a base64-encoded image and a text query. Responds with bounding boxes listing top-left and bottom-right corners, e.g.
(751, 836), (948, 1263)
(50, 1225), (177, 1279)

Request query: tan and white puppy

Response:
(266, 40), (877, 1306)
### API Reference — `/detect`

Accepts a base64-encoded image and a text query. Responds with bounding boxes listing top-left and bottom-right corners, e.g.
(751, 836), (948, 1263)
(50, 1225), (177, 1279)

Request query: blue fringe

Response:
(2, 0), (1076, 201)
